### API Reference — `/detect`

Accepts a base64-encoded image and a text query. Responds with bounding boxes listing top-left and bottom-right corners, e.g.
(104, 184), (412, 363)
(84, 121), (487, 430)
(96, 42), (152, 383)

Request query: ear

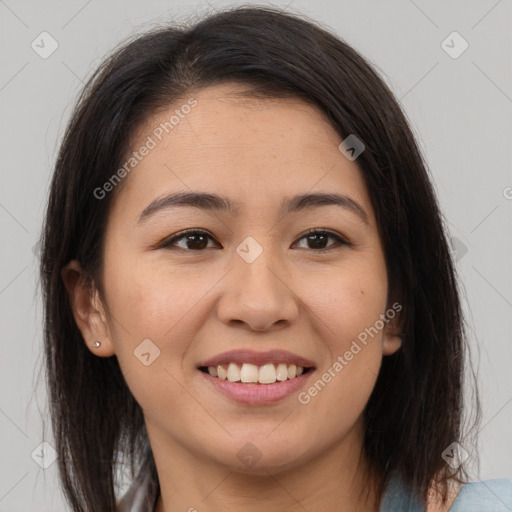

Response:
(382, 301), (404, 356)
(61, 260), (115, 357)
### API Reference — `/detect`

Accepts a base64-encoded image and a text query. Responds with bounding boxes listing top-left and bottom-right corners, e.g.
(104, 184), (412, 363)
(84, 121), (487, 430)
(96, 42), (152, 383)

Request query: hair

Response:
(39, 5), (481, 511)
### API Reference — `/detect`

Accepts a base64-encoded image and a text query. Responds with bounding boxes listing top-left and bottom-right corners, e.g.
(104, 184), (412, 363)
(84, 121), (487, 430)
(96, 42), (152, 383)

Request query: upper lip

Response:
(198, 349), (316, 369)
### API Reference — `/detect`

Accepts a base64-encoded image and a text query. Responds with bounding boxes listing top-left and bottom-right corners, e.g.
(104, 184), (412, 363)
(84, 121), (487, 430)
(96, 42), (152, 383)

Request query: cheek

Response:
(294, 256), (388, 413)
(101, 252), (190, 356)
(295, 271), (386, 441)
(303, 257), (388, 352)
(102, 252), (226, 381)
(102, 266), (199, 416)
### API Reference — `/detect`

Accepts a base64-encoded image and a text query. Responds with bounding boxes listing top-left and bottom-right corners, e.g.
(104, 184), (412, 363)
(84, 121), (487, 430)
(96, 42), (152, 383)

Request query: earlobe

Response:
(60, 260), (116, 357)
(382, 303), (404, 356)
(383, 332), (402, 355)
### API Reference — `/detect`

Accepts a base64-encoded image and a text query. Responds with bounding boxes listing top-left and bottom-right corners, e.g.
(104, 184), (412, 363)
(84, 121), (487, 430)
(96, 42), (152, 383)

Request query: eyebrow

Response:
(137, 191), (369, 226)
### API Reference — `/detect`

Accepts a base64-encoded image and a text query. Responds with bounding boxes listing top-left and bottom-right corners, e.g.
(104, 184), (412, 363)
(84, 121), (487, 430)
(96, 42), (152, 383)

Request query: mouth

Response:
(198, 363), (314, 384)
(197, 349), (316, 404)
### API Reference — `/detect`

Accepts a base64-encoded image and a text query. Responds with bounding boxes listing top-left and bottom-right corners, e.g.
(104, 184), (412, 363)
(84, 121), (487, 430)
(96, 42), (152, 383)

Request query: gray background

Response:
(1, 0), (511, 510)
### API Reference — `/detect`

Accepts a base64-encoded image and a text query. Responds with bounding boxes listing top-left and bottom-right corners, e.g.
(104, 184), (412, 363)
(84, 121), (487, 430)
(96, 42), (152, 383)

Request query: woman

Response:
(39, 6), (512, 512)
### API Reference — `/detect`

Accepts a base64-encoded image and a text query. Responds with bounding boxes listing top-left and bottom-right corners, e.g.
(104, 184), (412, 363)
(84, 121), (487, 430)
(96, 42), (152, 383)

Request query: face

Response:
(65, 83), (401, 475)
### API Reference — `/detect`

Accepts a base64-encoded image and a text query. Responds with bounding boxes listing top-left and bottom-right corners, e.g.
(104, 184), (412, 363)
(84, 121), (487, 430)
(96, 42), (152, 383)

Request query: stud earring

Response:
(92, 341), (101, 348)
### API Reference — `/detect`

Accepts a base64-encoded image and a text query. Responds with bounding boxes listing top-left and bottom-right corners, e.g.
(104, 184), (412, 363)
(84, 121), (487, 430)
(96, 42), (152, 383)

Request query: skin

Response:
(62, 83), (457, 511)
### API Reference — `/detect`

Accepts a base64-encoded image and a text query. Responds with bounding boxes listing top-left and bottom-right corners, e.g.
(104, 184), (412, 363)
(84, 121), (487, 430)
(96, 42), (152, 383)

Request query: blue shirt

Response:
(117, 463), (512, 511)
(378, 471), (512, 511)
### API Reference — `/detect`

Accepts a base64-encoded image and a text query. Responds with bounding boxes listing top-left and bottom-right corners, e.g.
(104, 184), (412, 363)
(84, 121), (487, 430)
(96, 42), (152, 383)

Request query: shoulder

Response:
(448, 478), (512, 512)
(381, 473), (512, 512)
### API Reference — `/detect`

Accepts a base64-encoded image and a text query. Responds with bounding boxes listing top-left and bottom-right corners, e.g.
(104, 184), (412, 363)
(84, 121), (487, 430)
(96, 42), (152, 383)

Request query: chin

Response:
(205, 435), (313, 476)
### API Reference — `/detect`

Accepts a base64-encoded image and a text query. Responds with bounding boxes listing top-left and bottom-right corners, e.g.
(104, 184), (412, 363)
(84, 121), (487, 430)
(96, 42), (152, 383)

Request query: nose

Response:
(216, 243), (299, 332)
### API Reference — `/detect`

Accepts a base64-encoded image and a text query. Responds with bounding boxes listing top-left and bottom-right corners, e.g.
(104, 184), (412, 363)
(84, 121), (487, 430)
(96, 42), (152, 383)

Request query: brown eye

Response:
(159, 230), (219, 251)
(293, 229), (350, 252)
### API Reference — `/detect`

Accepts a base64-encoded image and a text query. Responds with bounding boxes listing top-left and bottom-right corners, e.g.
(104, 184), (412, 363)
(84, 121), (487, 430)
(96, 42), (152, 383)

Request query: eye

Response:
(158, 229), (219, 251)
(293, 229), (350, 252)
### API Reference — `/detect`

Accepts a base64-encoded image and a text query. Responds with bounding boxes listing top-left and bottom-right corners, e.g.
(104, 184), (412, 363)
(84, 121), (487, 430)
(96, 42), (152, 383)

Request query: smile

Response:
(199, 362), (311, 384)
(197, 349), (316, 404)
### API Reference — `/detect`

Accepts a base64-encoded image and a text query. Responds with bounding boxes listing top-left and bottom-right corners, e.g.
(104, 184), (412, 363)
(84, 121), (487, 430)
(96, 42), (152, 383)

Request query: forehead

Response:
(110, 83), (372, 222)
(134, 84), (338, 157)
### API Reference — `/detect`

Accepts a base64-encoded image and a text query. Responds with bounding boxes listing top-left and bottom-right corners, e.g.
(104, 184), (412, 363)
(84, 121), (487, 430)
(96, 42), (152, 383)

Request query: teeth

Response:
(276, 363), (288, 381)
(240, 363), (259, 383)
(227, 362), (241, 382)
(217, 365), (227, 380)
(206, 363), (307, 384)
(259, 364), (277, 384)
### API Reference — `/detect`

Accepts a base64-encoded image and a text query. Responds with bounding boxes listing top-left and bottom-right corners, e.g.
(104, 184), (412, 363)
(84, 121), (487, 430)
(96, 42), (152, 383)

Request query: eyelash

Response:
(158, 228), (351, 253)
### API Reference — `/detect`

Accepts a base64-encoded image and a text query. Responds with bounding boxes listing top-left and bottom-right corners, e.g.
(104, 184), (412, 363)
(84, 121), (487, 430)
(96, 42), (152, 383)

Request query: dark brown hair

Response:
(39, 6), (481, 511)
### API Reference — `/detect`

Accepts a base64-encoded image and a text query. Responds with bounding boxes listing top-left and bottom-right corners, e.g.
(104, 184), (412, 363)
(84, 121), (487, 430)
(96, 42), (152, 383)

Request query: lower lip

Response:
(199, 370), (315, 405)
